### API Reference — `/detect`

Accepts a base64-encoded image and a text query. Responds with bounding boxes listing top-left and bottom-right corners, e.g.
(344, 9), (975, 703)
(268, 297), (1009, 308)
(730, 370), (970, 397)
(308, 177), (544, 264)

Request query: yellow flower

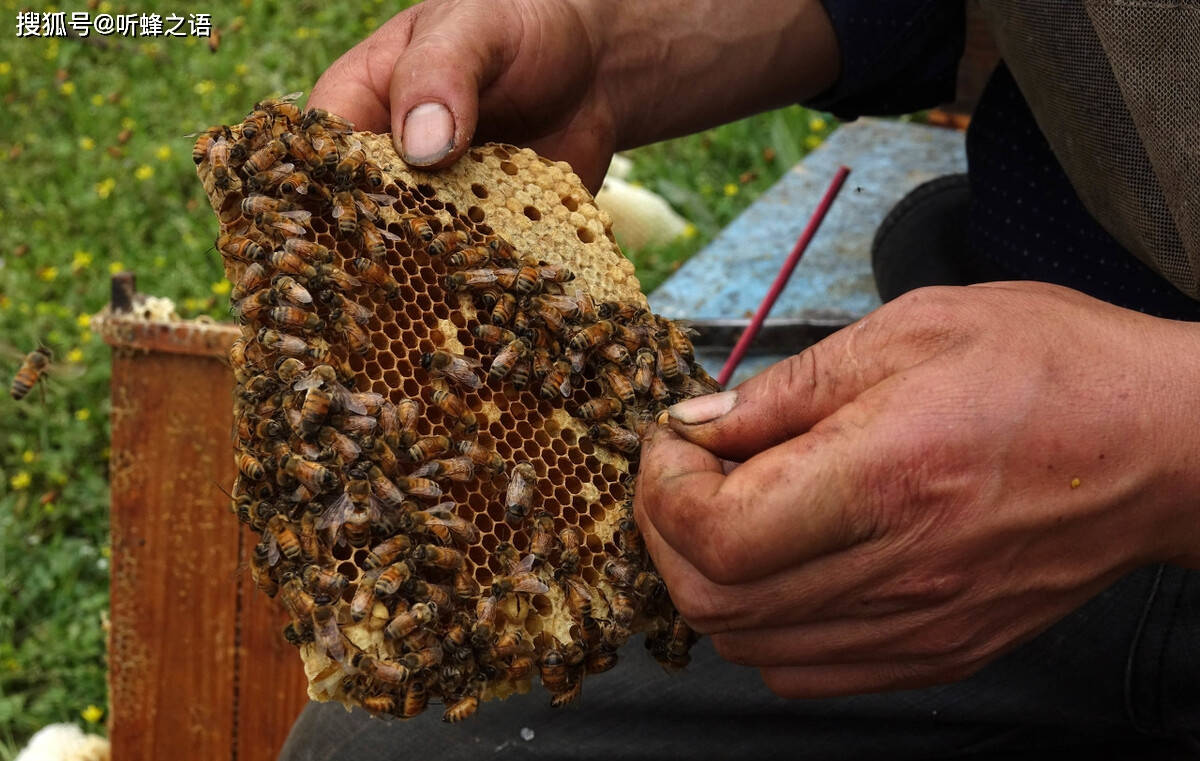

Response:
(9, 472), (31, 490)
(135, 165), (154, 181)
(81, 705), (104, 724)
(193, 80), (215, 96)
(804, 134), (823, 150)
(808, 116), (827, 132)
(76, 312), (91, 328)
(95, 177), (116, 199)
(21, 450), (34, 464)
(75, 409), (91, 422)
(723, 183), (739, 197)
(0, 62), (10, 76)
(294, 26), (312, 39)
(681, 223), (697, 240)
(109, 261), (125, 275)
(121, 116), (136, 131)
(234, 63), (249, 77)
(211, 280), (231, 296)
(59, 82), (76, 97)
(155, 144), (172, 162)
(67, 348), (83, 363)
(153, 255), (167, 268)
(78, 136), (95, 151)
(38, 267), (58, 282)
(72, 250), (93, 270)
(91, 93), (104, 107)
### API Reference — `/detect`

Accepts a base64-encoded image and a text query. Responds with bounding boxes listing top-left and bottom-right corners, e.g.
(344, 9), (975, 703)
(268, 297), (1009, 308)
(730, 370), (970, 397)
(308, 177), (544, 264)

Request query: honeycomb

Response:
(194, 94), (718, 722)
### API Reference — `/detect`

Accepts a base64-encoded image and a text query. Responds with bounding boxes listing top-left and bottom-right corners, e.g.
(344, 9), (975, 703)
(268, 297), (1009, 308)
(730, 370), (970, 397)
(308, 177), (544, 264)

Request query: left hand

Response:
(635, 281), (1200, 698)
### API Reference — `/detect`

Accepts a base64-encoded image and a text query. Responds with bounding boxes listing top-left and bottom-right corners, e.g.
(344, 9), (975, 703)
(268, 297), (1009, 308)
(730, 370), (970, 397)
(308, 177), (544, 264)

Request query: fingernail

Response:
(668, 390), (737, 425)
(401, 102), (454, 165)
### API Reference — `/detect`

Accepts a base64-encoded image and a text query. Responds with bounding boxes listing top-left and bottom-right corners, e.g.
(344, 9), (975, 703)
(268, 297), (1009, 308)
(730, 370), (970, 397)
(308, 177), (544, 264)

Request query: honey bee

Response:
(245, 161), (295, 193)
(494, 266), (541, 295)
(348, 257), (402, 300)
(656, 341), (688, 381)
(362, 160), (384, 188)
(282, 237), (332, 264)
(529, 512), (557, 560)
(249, 542), (278, 596)
(404, 434), (452, 464)
(331, 190), (357, 236)
(569, 320), (615, 352)
(235, 451), (266, 480)
(597, 342), (632, 366)
(281, 454), (339, 493)
(301, 107), (351, 134)
(240, 194), (292, 216)
(303, 565), (348, 598)
(491, 553), (549, 600)
(402, 679), (429, 719)
(428, 230), (469, 257)
(588, 423), (640, 455)
(413, 544), (466, 571)
(357, 435), (400, 477)
(539, 648), (570, 694)
(504, 462), (537, 522)
(328, 411), (376, 435)
(280, 131), (322, 171)
(665, 321), (697, 362)
(232, 289), (273, 322)
(490, 292), (517, 326)
(9, 347), (52, 400)
(509, 358), (532, 389)
(375, 561), (414, 596)
(631, 348), (656, 394)
(269, 306), (324, 333)
(400, 215), (435, 242)
(633, 570), (664, 599)
(447, 245), (490, 268)
(266, 514), (302, 560)
(472, 324), (517, 346)
(358, 220), (401, 259)
(278, 169), (312, 197)
(537, 263), (574, 283)
(333, 140), (365, 182)
(242, 138), (287, 175)
(295, 385), (331, 440)
(332, 312), (371, 355)
(421, 351), (482, 390)
(361, 694), (396, 716)
(600, 363), (636, 406)
(452, 569), (480, 601)
(317, 426), (362, 464)
(454, 439), (506, 474)
(549, 679), (582, 707)
(597, 301), (646, 321)
(317, 291), (372, 327)
(356, 465), (402, 510)
(208, 136), (239, 190)
(558, 528), (582, 575)
(268, 275), (312, 306)
(538, 360), (573, 400)
(586, 648), (619, 674)
(406, 579), (453, 609)
(411, 456), (476, 483)
(385, 601), (437, 639)
(308, 134), (340, 171)
(575, 396), (623, 422)
(230, 263), (269, 302)
(395, 474), (444, 500)
(505, 654), (535, 681)
(191, 125), (226, 164)
(349, 568), (384, 622)
(364, 534), (413, 570)
(311, 262), (362, 293)
(278, 576), (317, 622)
(406, 505), (479, 545)
(603, 557), (639, 587)
(489, 338), (529, 381)
(617, 514), (644, 558)
(311, 604), (346, 662)
(442, 693), (480, 724)
(294, 364), (365, 415)
(445, 269), (498, 291)
(431, 389), (477, 433)
(609, 589), (636, 631)
(217, 232), (266, 263)
(258, 210), (313, 239)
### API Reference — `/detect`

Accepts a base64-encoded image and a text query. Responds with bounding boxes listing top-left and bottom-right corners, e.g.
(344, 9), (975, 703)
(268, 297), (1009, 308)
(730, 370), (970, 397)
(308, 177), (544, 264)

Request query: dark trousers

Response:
(279, 180), (1200, 760)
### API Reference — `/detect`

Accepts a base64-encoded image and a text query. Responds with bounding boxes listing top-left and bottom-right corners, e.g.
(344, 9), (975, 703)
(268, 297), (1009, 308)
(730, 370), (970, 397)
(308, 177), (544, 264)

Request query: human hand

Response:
(308, 0), (839, 191)
(635, 282), (1200, 698)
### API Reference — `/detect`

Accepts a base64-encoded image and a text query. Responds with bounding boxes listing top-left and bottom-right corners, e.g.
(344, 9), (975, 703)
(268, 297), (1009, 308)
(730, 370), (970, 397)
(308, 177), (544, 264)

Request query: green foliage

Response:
(0, 0), (830, 751)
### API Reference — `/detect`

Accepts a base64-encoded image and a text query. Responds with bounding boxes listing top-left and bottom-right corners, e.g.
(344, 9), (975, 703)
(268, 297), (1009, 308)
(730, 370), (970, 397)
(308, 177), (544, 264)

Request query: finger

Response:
(388, 1), (518, 167)
(759, 660), (970, 700)
(637, 420), (876, 584)
(667, 290), (955, 462)
(308, 12), (419, 131)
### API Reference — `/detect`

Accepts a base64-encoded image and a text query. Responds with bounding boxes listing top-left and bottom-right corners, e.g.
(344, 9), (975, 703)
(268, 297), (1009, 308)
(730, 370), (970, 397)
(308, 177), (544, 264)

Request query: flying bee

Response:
(559, 528), (582, 575)
(191, 125), (226, 164)
(358, 220), (401, 259)
(280, 131), (321, 171)
(489, 338), (529, 381)
(505, 462), (537, 522)
(569, 320), (616, 352)
(529, 512), (557, 560)
(282, 237), (333, 264)
(331, 190), (357, 236)
(386, 601), (437, 640)
(218, 232), (266, 263)
(404, 434), (451, 464)
(349, 568), (384, 621)
(431, 389), (477, 433)
(445, 269), (498, 291)
(485, 293), (515, 327)
(9, 347), (52, 400)
(411, 456), (476, 483)
(454, 439), (506, 474)
(575, 396), (623, 422)
(400, 215), (435, 242)
(588, 422), (640, 455)
(281, 454), (338, 493)
(421, 351), (482, 390)
(303, 565), (348, 598)
(235, 451), (265, 480)
(364, 534), (413, 570)
(406, 505), (479, 545)
(207, 136), (239, 190)
(600, 363), (636, 406)
(349, 258), (402, 299)
(334, 141), (367, 184)
(249, 543), (277, 596)
(266, 514), (301, 560)
(269, 306), (324, 333)
(375, 561), (414, 596)
(332, 312), (371, 355)
(413, 544), (465, 571)
(494, 266), (541, 295)
(311, 604), (346, 662)
(473, 324), (516, 346)
(428, 230), (468, 257)
(317, 426), (361, 464)
(447, 245), (490, 268)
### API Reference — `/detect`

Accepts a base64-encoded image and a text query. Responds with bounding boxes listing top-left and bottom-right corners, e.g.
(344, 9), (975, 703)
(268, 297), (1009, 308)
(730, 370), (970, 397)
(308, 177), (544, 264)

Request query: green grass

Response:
(0, 0), (830, 753)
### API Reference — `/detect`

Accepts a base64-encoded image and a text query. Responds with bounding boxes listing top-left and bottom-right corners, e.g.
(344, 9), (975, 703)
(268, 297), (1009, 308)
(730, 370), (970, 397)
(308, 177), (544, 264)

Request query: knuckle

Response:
(669, 577), (738, 632)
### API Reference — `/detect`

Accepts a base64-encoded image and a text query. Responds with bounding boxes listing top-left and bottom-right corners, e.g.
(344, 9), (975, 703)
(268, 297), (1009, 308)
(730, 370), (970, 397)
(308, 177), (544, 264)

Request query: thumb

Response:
(387, 1), (517, 168)
(668, 310), (922, 461)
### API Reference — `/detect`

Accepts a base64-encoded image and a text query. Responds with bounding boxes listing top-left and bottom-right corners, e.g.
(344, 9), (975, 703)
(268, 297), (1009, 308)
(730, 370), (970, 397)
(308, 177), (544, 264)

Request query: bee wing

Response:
(510, 573), (550, 596)
(366, 192), (395, 205)
(330, 383), (366, 415)
(316, 491), (353, 531)
(378, 227), (402, 242)
(514, 553), (537, 574)
(410, 462), (437, 479)
(330, 200), (346, 219)
(293, 375), (322, 391)
(368, 495), (384, 523)
(280, 91), (304, 103)
(564, 576), (592, 601)
(265, 535), (281, 566)
(404, 478), (443, 500)
(279, 209), (313, 224)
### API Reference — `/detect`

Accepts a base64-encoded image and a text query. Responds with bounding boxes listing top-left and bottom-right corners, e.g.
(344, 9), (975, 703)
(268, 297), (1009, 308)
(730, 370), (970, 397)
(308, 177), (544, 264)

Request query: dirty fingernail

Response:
(401, 102), (454, 165)
(669, 390), (737, 425)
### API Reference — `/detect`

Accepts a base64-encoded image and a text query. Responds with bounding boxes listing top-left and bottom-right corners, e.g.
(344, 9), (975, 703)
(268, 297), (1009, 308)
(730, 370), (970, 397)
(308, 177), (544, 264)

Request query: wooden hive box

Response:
(97, 276), (308, 761)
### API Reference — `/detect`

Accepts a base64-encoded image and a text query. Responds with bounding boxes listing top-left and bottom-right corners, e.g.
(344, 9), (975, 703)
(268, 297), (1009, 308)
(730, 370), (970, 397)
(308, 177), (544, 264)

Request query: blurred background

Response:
(0, 0), (834, 755)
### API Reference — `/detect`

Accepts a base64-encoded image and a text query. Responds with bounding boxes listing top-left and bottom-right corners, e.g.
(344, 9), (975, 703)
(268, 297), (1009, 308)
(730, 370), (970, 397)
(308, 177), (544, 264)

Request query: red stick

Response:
(717, 165), (851, 387)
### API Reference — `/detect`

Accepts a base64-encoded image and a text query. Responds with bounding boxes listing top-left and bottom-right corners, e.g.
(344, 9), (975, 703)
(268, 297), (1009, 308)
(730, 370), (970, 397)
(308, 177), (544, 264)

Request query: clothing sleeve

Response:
(806, 0), (967, 119)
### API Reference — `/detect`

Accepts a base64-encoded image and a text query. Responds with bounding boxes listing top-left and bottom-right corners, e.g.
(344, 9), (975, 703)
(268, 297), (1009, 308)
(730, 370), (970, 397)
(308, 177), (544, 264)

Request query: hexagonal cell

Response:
(561, 195), (579, 212)
(499, 160), (518, 176)
(523, 206), (542, 222)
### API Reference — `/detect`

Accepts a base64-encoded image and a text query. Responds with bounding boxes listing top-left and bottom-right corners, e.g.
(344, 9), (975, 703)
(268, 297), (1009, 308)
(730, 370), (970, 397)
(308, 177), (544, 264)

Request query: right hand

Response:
(308, 0), (617, 190)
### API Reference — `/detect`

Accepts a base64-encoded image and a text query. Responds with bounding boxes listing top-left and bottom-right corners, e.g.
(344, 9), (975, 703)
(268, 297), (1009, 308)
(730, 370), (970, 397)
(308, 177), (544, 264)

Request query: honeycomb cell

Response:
(564, 475), (582, 494)
(523, 206), (542, 222)
(467, 205), (485, 222)
(561, 195), (579, 212)
(551, 439), (567, 457)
